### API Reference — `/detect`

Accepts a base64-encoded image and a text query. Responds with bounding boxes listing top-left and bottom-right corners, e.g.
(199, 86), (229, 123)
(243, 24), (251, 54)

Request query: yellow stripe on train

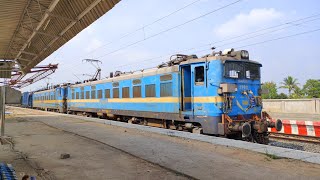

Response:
(66, 96), (224, 103)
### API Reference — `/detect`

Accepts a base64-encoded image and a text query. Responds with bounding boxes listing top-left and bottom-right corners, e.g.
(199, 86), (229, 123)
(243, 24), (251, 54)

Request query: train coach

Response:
(32, 86), (68, 113)
(21, 92), (33, 108)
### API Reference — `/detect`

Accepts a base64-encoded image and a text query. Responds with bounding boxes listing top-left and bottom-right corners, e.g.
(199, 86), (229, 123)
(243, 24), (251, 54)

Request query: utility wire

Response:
(112, 14), (320, 69)
(60, 11), (320, 81)
(115, 26), (320, 72)
(85, 0), (201, 56)
(236, 27), (320, 49)
(58, 0), (204, 72)
(58, 0), (242, 74)
(95, 0), (243, 59)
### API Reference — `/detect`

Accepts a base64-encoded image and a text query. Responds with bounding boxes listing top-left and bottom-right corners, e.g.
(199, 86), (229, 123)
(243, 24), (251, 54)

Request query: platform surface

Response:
(2, 106), (320, 180)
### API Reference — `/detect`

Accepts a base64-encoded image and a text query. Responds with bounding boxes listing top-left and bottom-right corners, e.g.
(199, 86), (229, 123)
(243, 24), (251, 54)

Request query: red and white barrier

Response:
(269, 120), (320, 137)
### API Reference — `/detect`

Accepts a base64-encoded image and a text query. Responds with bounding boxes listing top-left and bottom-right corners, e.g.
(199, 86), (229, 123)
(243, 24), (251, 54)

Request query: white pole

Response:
(0, 86), (5, 136)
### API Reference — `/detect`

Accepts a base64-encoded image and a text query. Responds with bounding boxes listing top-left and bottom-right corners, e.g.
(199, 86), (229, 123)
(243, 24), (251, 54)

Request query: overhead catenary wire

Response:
(61, 12), (320, 76)
(56, 0), (205, 72)
(95, 0), (243, 59)
(83, 0), (202, 56)
(114, 26), (320, 72)
(112, 14), (320, 69)
(49, 5), (320, 85)
(59, 0), (243, 73)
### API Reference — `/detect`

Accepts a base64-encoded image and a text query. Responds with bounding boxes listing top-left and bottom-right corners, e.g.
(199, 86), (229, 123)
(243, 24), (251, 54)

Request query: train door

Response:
(180, 65), (193, 113)
(180, 63), (206, 116)
(191, 63), (206, 114)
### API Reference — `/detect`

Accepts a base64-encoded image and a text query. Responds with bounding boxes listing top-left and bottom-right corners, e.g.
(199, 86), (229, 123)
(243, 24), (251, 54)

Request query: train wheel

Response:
(253, 131), (269, 144)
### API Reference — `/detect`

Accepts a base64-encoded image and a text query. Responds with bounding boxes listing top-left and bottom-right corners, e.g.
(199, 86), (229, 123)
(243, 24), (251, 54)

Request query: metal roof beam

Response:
(14, 0), (61, 64)
(18, 57), (32, 62)
(23, 0), (106, 73)
(21, 51), (37, 56)
(35, 31), (60, 38)
(47, 12), (77, 22)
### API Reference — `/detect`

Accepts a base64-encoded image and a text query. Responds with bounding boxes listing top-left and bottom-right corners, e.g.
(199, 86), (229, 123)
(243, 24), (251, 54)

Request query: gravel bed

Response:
(269, 139), (320, 153)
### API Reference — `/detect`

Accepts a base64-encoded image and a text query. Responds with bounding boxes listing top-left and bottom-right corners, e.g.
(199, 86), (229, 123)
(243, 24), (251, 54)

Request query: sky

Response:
(21, 0), (320, 93)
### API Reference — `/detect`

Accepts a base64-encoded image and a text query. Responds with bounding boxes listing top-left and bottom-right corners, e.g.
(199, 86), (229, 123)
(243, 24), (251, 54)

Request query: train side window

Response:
(97, 90), (102, 99)
(81, 87), (84, 99)
(76, 92), (79, 99)
(195, 66), (204, 85)
(113, 88), (119, 98)
(105, 89), (110, 98)
(86, 91), (90, 99)
(133, 86), (141, 98)
(72, 88), (75, 99)
(122, 87), (129, 98)
(145, 84), (156, 97)
(160, 82), (172, 97)
(91, 90), (96, 99)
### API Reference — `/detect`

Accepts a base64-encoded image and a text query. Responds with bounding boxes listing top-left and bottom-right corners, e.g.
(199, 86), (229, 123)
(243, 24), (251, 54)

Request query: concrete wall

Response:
(263, 99), (320, 114)
(5, 87), (21, 104)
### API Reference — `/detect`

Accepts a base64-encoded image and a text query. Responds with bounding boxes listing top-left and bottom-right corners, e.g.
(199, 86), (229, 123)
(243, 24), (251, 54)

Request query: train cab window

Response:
(133, 86), (141, 98)
(76, 92), (79, 99)
(86, 91), (90, 99)
(113, 88), (119, 98)
(195, 66), (204, 85)
(122, 87), (129, 98)
(145, 84), (156, 97)
(97, 90), (102, 99)
(105, 89), (110, 98)
(160, 82), (172, 97)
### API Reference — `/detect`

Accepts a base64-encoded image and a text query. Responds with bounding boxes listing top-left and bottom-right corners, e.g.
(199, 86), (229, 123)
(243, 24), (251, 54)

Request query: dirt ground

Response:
(1, 106), (320, 180)
(1, 107), (188, 180)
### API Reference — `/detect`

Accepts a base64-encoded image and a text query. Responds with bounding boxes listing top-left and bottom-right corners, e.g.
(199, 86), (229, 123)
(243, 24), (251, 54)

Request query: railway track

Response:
(270, 132), (320, 144)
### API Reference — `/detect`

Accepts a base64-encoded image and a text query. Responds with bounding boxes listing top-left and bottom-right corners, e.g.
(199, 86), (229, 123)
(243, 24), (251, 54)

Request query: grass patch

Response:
(265, 150), (282, 160)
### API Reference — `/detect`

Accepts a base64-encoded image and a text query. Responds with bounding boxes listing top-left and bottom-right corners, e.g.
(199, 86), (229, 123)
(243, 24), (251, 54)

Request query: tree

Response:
(291, 86), (304, 99)
(261, 82), (278, 99)
(280, 76), (299, 96)
(303, 79), (320, 98)
(277, 93), (288, 99)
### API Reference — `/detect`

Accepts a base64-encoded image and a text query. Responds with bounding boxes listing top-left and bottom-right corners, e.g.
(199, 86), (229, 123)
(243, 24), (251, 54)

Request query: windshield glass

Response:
(224, 61), (261, 80)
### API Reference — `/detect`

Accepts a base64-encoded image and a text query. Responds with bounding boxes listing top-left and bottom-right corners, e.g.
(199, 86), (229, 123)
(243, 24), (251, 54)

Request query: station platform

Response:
(1, 106), (320, 180)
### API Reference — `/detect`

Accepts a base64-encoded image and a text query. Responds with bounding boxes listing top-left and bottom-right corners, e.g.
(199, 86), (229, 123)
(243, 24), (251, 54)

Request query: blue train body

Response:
(21, 92), (33, 108)
(24, 50), (282, 144)
(32, 86), (68, 113)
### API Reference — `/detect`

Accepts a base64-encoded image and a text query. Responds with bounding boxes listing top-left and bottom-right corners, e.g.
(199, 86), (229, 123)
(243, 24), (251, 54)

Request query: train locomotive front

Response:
(182, 48), (282, 144)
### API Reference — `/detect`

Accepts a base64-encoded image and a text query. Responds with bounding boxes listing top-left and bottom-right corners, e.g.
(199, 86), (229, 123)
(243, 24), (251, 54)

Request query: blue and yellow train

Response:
(22, 49), (282, 144)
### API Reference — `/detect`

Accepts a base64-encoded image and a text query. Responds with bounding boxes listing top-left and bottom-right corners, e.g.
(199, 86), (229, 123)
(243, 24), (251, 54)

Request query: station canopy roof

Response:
(0, 0), (120, 76)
